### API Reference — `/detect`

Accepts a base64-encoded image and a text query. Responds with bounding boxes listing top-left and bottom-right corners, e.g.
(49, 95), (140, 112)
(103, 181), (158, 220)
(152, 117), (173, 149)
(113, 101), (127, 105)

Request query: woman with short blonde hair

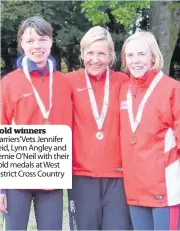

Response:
(67, 26), (132, 230)
(80, 26), (116, 67)
(120, 31), (180, 230)
(121, 31), (164, 74)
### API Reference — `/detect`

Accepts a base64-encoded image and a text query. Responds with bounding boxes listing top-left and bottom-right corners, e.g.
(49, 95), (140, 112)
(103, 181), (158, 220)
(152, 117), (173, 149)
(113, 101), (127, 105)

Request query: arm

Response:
(0, 77), (14, 125)
(171, 82), (180, 152)
(0, 191), (7, 214)
(49, 73), (72, 128)
(0, 77), (11, 213)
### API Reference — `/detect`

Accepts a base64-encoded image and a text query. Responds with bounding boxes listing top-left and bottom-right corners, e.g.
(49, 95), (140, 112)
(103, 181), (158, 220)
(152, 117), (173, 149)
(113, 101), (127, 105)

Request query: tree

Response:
(81, 0), (150, 30)
(80, 0), (180, 76)
(80, 0), (151, 69)
(1, 0), (91, 72)
(2, 1), (179, 75)
(150, 1), (180, 75)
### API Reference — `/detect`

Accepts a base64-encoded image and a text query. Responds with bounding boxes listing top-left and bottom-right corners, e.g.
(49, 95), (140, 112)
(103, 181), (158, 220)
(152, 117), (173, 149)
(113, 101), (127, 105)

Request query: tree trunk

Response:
(150, 1), (180, 75)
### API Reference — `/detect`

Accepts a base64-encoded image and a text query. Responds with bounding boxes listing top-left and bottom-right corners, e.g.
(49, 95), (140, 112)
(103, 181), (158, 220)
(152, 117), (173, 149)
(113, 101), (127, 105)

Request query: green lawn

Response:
(0, 190), (69, 231)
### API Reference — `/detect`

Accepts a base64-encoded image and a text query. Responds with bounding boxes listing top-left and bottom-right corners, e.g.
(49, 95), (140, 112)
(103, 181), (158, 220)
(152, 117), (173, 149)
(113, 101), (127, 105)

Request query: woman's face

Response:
(82, 40), (112, 78)
(21, 27), (52, 68)
(125, 38), (154, 78)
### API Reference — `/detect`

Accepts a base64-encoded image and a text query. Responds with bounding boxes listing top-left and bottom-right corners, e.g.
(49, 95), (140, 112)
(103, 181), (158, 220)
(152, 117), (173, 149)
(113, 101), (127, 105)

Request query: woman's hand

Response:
(0, 194), (8, 214)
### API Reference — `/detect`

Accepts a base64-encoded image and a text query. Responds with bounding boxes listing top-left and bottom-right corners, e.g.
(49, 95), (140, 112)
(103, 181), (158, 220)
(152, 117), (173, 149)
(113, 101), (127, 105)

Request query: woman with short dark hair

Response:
(0, 16), (72, 230)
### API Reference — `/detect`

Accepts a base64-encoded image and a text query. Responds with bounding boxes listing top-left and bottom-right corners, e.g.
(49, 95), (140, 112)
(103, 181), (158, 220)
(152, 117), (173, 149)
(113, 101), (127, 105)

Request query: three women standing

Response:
(2, 15), (178, 231)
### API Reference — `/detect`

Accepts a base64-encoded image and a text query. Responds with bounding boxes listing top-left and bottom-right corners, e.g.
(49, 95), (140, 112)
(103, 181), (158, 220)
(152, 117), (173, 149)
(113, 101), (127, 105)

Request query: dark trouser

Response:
(129, 205), (180, 230)
(68, 176), (132, 230)
(5, 189), (63, 230)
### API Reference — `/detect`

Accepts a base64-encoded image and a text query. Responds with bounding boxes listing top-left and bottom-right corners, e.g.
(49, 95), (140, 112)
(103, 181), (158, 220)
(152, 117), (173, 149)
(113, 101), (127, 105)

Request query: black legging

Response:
(5, 189), (63, 230)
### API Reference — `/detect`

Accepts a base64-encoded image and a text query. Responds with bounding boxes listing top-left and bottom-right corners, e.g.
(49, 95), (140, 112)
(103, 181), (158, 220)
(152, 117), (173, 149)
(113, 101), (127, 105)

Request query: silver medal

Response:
(96, 131), (104, 140)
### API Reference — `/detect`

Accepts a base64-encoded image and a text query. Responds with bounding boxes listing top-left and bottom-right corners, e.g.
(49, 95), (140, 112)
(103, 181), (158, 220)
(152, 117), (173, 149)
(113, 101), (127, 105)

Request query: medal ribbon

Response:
(127, 70), (163, 133)
(85, 67), (110, 130)
(22, 56), (53, 119)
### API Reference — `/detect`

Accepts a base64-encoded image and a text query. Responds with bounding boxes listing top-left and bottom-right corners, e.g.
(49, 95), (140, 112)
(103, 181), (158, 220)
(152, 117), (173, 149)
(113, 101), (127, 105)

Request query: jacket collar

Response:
(16, 55), (57, 75)
(88, 70), (107, 83)
(130, 69), (161, 88)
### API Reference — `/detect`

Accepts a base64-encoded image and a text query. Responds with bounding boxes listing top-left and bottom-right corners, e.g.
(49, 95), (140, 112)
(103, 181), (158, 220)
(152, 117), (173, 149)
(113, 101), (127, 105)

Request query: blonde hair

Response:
(121, 31), (164, 74)
(80, 26), (116, 67)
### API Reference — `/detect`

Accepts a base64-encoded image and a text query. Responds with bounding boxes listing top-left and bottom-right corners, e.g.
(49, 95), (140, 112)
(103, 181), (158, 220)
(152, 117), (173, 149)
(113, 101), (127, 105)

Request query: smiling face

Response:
(125, 38), (154, 78)
(21, 27), (52, 68)
(82, 40), (112, 78)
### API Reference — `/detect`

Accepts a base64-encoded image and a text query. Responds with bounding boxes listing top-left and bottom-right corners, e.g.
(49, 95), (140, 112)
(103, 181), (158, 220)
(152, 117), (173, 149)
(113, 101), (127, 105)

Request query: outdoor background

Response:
(1, 0), (180, 79)
(0, 0), (180, 230)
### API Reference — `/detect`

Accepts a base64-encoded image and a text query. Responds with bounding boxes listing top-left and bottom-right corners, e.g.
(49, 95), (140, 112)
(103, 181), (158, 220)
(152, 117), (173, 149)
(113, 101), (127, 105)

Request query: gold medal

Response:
(130, 135), (136, 144)
(44, 119), (50, 125)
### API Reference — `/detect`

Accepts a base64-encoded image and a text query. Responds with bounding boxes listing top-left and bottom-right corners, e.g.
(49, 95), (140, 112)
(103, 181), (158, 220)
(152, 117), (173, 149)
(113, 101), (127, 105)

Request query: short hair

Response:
(80, 26), (116, 67)
(121, 31), (164, 74)
(17, 16), (53, 53)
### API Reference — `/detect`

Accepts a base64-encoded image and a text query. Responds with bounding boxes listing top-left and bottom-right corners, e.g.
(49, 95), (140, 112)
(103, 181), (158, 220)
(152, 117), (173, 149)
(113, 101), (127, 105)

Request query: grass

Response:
(0, 190), (69, 231)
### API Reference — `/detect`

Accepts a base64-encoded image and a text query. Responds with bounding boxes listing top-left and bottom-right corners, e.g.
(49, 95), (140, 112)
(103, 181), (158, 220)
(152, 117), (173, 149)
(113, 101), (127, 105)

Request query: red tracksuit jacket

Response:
(120, 70), (180, 207)
(66, 69), (128, 177)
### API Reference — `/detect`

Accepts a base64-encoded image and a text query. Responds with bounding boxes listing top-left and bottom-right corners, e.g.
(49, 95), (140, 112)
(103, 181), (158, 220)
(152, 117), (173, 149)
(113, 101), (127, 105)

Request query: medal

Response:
(127, 71), (163, 144)
(130, 135), (136, 144)
(85, 67), (110, 141)
(44, 119), (50, 125)
(96, 131), (104, 140)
